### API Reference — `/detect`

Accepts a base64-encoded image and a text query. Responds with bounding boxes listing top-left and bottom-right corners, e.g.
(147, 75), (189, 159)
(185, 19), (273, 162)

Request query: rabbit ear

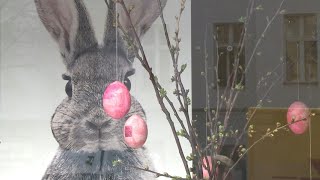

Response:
(103, 0), (167, 47)
(104, 0), (115, 45)
(118, 0), (167, 37)
(35, 0), (97, 64)
(103, 0), (125, 49)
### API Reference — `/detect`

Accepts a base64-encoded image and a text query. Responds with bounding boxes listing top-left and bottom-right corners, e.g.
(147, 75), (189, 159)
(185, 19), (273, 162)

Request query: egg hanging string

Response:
(297, 49), (300, 101)
(115, 2), (119, 81)
(308, 82), (312, 180)
(309, 109), (312, 180)
(296, 55), (312, 179)
(296, 54), (312, 180)
(295, 47), (311, 179)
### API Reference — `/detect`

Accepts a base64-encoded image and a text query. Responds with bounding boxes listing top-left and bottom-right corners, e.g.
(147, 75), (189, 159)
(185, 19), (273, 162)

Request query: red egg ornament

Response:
(287, 101), (310, 135)
(124, 115), (148, 149)
(202, 156), (213, 179)
(103, 81), (131, 120)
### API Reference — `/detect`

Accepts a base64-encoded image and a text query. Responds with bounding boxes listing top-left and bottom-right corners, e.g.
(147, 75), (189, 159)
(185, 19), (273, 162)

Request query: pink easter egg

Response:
(124, 114), (148, 149)
(103, 81), (131, 120)
(202, 156), (213, 179)
(287, 101), (310, 135)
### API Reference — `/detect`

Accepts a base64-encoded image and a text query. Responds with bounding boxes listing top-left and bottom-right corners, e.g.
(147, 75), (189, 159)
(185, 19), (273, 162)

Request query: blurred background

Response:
(192, 0), (320, 179)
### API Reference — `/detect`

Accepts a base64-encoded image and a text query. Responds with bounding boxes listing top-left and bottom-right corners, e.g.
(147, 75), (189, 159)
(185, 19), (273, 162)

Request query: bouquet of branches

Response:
(109, 0), (315, 179)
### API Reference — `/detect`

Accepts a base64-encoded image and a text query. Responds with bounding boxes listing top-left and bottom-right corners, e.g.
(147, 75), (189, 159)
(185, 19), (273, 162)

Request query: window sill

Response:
(283, 81), (318, 85)
(213, 86), (246, 91)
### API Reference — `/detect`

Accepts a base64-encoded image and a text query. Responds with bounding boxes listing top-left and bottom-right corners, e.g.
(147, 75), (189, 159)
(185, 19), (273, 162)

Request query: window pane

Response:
(286, 41), (299, 82)
(216, 24), (229, 43)
(305, 41), (318, 82)
(228, 50), (237, 86)
(230, 49), (245, 87)
(239, 50), (246, 86)
(304, 15), (317, 38)
(285, 15), (300, 38)
(218, 47), (228, 87)
(233, 24), (244, 43)
(215, 23), (245, 88)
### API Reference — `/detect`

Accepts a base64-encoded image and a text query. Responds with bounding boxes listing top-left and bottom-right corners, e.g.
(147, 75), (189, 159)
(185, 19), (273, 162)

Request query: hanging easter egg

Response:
(103, 81), (131, 120)
(287, 101), (310, 135)
(124, 114), (148, 148)
(202, 156), (213, 179)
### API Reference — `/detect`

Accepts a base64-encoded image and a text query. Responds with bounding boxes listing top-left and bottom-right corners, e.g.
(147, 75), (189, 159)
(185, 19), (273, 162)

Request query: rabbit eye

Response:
(123, 70), (134, 91)
(62, 74), (71, 80)
(65, 80), (72, 97)
(62, 74), (72, 97)
(124, 77), (131, 91)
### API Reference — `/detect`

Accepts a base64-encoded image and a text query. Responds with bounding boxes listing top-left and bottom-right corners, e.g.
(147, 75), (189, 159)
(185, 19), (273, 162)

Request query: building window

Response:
(284, 14), (318, 83)
(214, 23), (245, 88)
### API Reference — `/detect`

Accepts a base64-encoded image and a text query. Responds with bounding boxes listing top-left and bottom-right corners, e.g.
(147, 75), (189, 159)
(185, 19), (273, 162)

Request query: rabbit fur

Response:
(34, 0), (167, 179)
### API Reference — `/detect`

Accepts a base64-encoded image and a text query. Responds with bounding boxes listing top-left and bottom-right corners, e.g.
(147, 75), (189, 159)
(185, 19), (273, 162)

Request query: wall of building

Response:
(192, 0), (258, 110)
(254, 0), (320, 108)
(192, 1), (320, 179)
(192, 0), (320, 110)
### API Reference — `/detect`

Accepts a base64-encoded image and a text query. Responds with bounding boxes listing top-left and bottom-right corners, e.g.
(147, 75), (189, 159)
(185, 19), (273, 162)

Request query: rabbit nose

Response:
(86, 120), (109, 130)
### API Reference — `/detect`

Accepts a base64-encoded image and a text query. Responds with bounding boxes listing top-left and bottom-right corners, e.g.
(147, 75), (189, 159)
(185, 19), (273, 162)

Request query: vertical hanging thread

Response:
(297, 42), (300, 101)
(204, 23), (208, 148)
(116, 2), (119, 81)
(309, 113), (312, 180)
(297, 62), (300, 101)
(308, 76), (312, 180)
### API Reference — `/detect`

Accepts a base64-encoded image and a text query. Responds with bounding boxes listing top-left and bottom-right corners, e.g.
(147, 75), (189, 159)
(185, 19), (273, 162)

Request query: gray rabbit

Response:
(34, 0), (167, 179)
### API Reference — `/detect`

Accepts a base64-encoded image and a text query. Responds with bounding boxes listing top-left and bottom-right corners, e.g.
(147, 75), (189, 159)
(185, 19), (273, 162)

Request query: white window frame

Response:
(213, 22), (245, 88)
(283, 13), (319, 84)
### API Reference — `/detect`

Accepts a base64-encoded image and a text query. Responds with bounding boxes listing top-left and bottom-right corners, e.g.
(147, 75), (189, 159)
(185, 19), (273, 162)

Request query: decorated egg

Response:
(287, 101), (310, 135)
(103, 81), (131, 120)
(202, 156), (212, 179)
(124, 114), (148, 148)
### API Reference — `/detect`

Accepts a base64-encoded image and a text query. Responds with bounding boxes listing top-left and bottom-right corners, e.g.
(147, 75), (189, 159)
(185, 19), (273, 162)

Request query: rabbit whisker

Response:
(59, 104), (81, 114)
(53, 132), (70, 138)
(76, 88), (94, 95)
(52, 118), (73, 123)
(54, 111), (77, 120)
(64, 142), (74, 150)
(54, 131), (70, 137)
(51, 128), (70, 133)
(56, 107), (80, 118)
(51, 122), (73, 127)
(55, 136), (69, 143)
(72, 98), (82, 105)
(76, 89), (101, 102)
